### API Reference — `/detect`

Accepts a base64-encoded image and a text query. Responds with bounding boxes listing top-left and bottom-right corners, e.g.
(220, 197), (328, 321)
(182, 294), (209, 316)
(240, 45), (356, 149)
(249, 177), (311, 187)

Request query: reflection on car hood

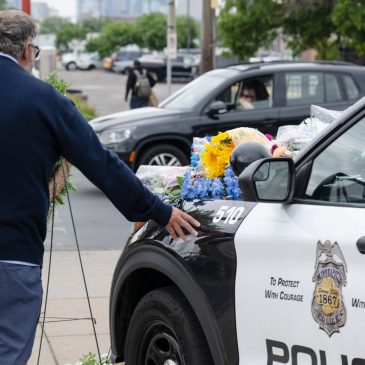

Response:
(89, 107), (184, 132)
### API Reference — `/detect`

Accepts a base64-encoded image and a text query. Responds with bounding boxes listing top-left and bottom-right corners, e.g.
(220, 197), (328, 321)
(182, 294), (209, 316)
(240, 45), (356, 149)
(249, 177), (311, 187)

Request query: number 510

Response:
(212, 206), (245, 225)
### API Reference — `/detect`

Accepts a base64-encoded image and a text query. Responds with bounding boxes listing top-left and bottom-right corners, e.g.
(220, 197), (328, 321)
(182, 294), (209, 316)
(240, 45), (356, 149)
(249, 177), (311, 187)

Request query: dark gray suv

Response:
(91, 61), (365, 171)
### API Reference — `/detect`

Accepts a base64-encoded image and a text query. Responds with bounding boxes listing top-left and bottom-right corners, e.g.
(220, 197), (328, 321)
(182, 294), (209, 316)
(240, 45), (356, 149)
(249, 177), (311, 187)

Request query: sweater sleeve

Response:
(51, 97), (172, 226)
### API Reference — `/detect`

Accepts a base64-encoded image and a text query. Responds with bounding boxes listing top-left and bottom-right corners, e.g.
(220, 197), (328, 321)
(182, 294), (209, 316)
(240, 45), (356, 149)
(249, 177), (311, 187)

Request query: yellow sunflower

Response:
(201, 136), (234, 178)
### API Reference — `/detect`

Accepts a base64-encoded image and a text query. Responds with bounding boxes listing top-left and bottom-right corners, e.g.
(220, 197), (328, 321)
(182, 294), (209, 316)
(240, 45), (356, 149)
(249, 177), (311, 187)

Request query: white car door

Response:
(235, 115), (365, 364)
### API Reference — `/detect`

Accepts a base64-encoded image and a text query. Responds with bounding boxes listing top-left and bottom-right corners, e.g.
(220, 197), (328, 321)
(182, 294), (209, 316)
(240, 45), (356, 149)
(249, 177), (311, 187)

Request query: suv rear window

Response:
(343, 75), (360, 100)
(285, 72), (324, 106)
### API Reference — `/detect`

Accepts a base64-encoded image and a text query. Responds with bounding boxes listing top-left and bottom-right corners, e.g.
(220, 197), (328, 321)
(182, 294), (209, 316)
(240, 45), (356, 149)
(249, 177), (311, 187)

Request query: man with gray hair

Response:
(0, 10), (199, 364)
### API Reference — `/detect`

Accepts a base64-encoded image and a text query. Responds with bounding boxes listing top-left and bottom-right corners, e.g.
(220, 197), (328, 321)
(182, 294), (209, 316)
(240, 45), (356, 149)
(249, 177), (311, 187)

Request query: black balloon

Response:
(230, 141), (271, 176)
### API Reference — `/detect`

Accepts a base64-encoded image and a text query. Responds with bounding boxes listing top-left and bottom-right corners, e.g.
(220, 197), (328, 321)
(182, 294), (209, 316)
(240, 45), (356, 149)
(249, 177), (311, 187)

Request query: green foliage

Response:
(86, 21), (138, 57)
(77, 352), (111, 365)
(56, 24), (88, 51)
(46, 73), (96, 121)
(0, 0), (6, 10)
(86, 13), (200, 56)
(67, 94), (97, 121)
(176, 16), (200, 49)
(282, 0), (339, 59)
(39, 16), (73, 34)
(218, 0), (281, 60)
(332, 0), (365, 56)
(135, 13), (167, 51)
(80, 18), (111, 33)
(46, 73), (71, 94)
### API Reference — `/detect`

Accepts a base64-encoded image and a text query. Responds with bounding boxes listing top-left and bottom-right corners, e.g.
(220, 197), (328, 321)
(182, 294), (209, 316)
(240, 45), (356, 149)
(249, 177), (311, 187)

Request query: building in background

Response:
(31, 1), (50, 21)
(76, 0), (202, 21)
(5, 0), (21, 9)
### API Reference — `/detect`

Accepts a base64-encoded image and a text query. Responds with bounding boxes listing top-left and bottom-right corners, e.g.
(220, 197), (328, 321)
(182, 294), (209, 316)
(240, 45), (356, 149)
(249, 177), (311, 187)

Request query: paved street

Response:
(57, 68), (186, 116)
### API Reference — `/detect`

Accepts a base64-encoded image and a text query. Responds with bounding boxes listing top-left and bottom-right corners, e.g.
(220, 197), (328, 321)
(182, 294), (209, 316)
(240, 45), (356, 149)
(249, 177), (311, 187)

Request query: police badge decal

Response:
(312, 240), (347, 337)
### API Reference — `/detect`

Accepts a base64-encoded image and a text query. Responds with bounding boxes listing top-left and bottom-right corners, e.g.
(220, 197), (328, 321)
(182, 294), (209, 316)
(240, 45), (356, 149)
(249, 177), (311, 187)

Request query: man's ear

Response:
(19, 43), (31, 69)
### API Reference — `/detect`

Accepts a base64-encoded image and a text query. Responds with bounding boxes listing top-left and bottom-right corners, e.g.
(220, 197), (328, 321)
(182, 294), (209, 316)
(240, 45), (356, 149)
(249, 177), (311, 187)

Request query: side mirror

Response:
(239, 158), (295, 202)
(207, 101), (227, 118)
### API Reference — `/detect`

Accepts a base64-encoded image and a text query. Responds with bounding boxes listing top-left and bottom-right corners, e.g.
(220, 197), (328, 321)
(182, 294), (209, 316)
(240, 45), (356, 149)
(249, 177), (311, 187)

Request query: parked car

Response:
(90, 61), (365, 171)
(61, 51), (101, 71)
(111, 50), (146, 74)
(109, 97), (365, 364)
(140, 52), (200, 81)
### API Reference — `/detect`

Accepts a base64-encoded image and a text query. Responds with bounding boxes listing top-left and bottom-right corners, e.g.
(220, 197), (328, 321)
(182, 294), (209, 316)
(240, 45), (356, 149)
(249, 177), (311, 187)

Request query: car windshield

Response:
(159, 74), (227, 110)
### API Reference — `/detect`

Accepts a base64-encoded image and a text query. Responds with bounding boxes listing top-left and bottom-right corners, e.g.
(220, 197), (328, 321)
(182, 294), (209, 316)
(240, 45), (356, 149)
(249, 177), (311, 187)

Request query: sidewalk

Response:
(29, 250), (123, 365)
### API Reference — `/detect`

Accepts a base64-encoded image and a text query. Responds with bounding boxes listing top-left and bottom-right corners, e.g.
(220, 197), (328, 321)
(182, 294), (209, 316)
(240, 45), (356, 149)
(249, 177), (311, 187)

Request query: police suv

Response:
(109, 97), (365, 365)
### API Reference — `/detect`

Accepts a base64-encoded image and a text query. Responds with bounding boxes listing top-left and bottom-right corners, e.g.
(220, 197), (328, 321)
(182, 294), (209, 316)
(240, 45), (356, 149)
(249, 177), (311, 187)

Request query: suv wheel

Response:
(139, 144), (188, 167)
(66, 62), (77, 71)
(125, 287), (212, 365)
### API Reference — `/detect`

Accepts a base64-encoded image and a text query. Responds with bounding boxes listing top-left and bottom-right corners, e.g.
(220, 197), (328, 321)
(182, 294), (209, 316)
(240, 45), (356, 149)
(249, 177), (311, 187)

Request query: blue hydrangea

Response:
(210, 178), (225, 199)
(224, 166), (241, 200)
(181, 165), (241, 202)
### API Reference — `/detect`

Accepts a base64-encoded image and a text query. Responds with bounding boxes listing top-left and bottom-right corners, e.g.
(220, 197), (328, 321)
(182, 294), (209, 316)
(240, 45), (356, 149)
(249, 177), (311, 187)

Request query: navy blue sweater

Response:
(0, 56), (172, 266)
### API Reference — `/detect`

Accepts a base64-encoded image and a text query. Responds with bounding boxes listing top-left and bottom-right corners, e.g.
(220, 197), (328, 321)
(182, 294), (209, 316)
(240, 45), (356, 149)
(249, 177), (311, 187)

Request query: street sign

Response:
(167, 32), (177, 59)
(211, 0), (219, 9)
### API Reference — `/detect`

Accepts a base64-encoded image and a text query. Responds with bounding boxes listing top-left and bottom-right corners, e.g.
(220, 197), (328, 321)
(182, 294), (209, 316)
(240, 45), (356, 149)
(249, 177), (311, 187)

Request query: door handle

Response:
(356, 236), (365, 254)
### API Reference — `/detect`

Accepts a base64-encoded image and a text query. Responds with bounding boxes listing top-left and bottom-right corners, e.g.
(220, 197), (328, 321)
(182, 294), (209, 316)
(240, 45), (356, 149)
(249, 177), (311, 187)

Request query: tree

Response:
(81, 17), (111, 33)
(86, 21), (138, 57)
(176, 16), (200, 49)
(332, 0), (365, 56)
(39, 16), (73, 34)
(282, 0), (339, 59)
(218, 0), (281, 60)
(0, 0), (6, 10)
(56, 24), (87, 51)
(135, 13), (167, 51)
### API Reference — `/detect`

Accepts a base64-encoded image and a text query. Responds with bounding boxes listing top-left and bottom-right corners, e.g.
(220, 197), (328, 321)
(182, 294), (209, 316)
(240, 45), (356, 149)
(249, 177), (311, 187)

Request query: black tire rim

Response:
(138, 321), (185, 365)
(148, 153), (182, 166)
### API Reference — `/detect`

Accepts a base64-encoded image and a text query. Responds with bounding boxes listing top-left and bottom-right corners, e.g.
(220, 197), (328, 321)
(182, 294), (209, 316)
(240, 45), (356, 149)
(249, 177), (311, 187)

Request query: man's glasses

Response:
(29, 44), (40, 58)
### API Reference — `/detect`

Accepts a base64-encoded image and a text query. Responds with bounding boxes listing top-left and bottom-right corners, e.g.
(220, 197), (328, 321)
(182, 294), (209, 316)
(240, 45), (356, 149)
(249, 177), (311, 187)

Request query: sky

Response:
(39, 0), (77, 21)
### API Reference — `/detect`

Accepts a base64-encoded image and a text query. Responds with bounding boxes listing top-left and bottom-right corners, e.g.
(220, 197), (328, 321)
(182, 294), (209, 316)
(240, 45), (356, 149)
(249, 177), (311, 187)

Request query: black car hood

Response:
(90, 107), (185, 132)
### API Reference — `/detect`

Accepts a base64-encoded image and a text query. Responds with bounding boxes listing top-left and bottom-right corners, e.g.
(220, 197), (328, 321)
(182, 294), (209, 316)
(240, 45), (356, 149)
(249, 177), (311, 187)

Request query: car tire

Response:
(66, 62), (77, 71)
(125, 286), (212, 365)
(88, 64), (96, 70)
(139, 144), (188, 167)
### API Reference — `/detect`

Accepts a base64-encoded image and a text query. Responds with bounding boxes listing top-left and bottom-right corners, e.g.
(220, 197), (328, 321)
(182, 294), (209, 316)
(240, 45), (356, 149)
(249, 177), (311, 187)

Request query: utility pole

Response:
(201, 0), (216, 74)
(167, 0), (176, 96)
(98, 0), (102, 32)
(186, 0), (191, 51)
(22, 0), (31, 15)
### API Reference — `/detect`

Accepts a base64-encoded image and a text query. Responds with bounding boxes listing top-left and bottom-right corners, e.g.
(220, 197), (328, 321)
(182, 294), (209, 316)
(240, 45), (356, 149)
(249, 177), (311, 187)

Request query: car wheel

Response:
(88, 64), (96, 70)
(125, 287), (212, 365)
(66, 62), (77, 71)
(139, 144), (188, 167)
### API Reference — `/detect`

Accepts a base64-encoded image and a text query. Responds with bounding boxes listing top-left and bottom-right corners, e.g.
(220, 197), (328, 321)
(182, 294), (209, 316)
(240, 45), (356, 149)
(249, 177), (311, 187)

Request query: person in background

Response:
(0, 10), (199, 365)
(125, 59), (156, 109)
(238, 83), (257, 109)
(238, 79), (270, 110)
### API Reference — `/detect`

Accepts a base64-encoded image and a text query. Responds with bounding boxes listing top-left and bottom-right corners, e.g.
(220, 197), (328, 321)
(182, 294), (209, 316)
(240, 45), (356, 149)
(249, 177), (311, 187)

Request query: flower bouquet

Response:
(181, 127), (292, 201)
